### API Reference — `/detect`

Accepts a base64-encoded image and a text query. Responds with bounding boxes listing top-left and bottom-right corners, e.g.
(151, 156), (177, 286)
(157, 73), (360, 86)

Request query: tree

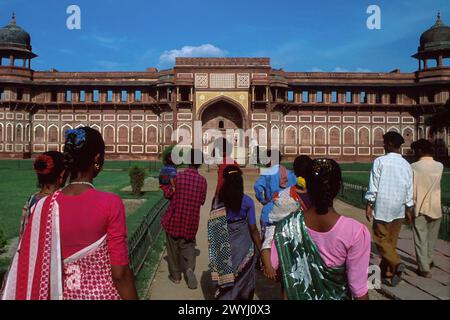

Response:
(129, 166), (146, 195)
(426, 98), (450, 135)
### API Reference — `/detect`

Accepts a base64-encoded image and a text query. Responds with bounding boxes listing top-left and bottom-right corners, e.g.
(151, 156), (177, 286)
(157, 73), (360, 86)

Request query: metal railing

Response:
(341, 182), (368, 205)
(441, 206), (450, 241)
(128, 197), (169, 275)
(341, 182), (450, 241)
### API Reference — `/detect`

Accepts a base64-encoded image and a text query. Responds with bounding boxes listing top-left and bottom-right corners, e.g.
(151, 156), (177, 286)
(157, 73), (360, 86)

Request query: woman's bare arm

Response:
(111, 265), (138, 300)
(249, 224), (263, 255)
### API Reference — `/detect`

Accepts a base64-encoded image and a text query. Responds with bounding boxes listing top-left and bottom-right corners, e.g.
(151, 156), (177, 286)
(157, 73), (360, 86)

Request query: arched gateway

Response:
(197, 96), (248, 164)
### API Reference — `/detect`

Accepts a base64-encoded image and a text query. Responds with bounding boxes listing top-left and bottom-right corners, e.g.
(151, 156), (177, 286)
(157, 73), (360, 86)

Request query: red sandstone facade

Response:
(0, 15), (449, 162)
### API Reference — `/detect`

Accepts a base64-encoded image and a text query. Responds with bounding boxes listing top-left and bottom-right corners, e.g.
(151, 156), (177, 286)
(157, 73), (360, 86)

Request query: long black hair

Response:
(219, 165), (244, 212)
(33, 151), (65, 187)
(293, 155), (313, 179)
(63, 126), (105, 179)
(307, 158), (342, 214)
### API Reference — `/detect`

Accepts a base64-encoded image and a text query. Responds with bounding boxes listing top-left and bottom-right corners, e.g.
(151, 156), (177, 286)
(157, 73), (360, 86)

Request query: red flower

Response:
(33, 154), (55, 175)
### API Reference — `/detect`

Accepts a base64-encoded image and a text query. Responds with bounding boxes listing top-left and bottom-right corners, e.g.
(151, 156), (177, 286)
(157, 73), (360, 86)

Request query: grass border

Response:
(135, 232), (166, 299)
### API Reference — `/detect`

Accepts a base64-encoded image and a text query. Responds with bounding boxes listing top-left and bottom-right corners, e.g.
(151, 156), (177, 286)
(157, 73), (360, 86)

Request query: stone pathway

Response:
(147, 169), (391, 300)
(335, 200), (450, 300)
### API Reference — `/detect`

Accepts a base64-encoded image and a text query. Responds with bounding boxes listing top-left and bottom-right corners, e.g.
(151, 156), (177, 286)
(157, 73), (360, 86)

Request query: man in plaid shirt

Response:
(161, 149), (207, 289)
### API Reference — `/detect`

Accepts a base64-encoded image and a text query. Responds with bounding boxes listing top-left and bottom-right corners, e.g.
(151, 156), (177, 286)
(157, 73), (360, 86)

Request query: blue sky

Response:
(0, 0), (449, 72)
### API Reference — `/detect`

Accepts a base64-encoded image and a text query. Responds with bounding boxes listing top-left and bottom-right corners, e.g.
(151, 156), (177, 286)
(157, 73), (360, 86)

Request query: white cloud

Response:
(334, 67), (349, 72)
(310, 67), (324, 72)
(333, 67), (372, 72)
(356, 67), (372, 72)
(159, 44), (227, 64)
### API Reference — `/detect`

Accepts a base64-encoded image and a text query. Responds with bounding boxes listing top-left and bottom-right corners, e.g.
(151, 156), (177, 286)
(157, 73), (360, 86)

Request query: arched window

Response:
(48, 126), (58, 143)
(418, 127), (424, 140)
(6, 124), (13, 142)
(300, 127), (311, 145)
(358, 127), (370, 145)
(146, 126), (158, 144)
(34, 126), (45, 143)
(25, 124), (30, 142)
(104, 126), (115, 145)
(118, 126), (129, 144)
(329, 127), (340, 145)
(16, 124), (23, 142)
(271, 126), (280, 147)
(0, 124), (4, 142)
(254, 126), (267, 146)
(164, 126), (173, 144)
(285, 126), (296, 145)
(343, 127), (355, 145)
(314, 127), (326, 145)
(132, 126), (143, 144)
(373, 127), (384, 146)
(218, 120), (224, 129)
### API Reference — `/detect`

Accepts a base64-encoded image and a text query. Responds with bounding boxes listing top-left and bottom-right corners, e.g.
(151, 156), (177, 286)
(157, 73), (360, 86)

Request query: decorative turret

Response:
(0, 13), (37, 69)
(413, 12), (450, 70)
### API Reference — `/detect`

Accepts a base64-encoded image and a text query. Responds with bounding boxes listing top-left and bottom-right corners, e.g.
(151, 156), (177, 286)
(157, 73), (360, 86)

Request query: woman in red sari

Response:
(2, 127), (137, 300)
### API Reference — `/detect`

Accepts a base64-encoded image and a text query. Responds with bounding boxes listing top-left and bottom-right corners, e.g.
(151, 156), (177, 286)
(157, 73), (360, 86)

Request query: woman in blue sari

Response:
(208, 165), (262, 300)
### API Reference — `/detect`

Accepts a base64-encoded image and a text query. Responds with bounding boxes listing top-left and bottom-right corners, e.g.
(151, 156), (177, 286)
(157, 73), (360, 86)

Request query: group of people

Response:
(159, 133), (444, 300)
(2, 127), (137, 300)
(365, 132), (444, 284)
(0, 128), (444, 300)
(159, 139), (371, 300)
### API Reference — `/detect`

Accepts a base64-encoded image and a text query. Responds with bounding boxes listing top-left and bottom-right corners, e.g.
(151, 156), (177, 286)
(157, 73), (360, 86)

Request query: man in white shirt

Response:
(410, 139), (444, 278)
(365, 131), (414, 287)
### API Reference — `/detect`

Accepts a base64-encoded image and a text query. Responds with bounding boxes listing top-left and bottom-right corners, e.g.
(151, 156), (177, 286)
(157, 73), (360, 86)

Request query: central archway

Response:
(199, 97), (245, 131)
(198, 96), (247, 164)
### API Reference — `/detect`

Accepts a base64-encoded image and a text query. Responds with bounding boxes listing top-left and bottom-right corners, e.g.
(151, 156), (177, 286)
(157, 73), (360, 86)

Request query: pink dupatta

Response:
(2, 190), (120, 300)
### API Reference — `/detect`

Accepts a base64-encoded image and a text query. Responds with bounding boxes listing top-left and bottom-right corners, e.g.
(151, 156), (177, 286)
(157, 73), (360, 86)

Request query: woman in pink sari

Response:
(2, 127), (137, 300)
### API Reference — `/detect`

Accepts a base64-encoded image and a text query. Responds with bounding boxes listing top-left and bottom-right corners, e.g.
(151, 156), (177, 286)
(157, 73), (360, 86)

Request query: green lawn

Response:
(134, 232), (166, 298)
(0, 159), (162, 240)
(0, 159), (165, 296)
(342, 171), (450, 207)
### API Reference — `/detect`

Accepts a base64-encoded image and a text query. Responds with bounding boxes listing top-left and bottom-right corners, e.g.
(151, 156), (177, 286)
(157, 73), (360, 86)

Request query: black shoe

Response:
(391, 263), (406, 287)
(185, 268), (198, 289)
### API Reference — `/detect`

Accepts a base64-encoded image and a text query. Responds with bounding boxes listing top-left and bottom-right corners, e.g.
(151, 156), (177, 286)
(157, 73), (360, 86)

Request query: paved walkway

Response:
(147, 169), (282, 300)
(147, 169), (448, 300)
(334, 200), (449, 300)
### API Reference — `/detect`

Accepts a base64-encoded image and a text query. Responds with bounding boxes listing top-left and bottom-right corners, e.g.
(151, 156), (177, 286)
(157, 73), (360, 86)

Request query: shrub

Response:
(161, 145), (175, 163)
(0, 229), (7, 254)
(129, 166), (146, 195)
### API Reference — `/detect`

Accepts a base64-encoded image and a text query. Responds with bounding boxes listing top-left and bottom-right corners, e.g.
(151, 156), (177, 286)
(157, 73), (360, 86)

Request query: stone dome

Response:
(419, 12), (450, 52)
(0, 13), (32, 51)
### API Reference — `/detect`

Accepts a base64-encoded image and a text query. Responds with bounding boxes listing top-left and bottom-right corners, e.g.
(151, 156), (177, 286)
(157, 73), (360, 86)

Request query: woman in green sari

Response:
(274, 159), (371, 300)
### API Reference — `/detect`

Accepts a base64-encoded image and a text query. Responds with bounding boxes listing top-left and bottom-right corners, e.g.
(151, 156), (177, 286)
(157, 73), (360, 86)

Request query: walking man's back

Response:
(410, 139), (444, 278)
(160, 149), (207, 289)
(365, 131), (414, 287)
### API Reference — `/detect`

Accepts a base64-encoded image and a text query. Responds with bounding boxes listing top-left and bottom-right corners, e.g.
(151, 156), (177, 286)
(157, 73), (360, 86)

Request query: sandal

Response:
(390, 263), (406, 287)
(168, 275), (181, 284)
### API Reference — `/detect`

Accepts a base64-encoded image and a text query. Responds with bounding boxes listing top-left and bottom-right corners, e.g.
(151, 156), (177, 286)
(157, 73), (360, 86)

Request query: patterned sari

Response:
(1, 191), (120, 300)
(274, 210), (350, 300)
(208, 203), (255, 300)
